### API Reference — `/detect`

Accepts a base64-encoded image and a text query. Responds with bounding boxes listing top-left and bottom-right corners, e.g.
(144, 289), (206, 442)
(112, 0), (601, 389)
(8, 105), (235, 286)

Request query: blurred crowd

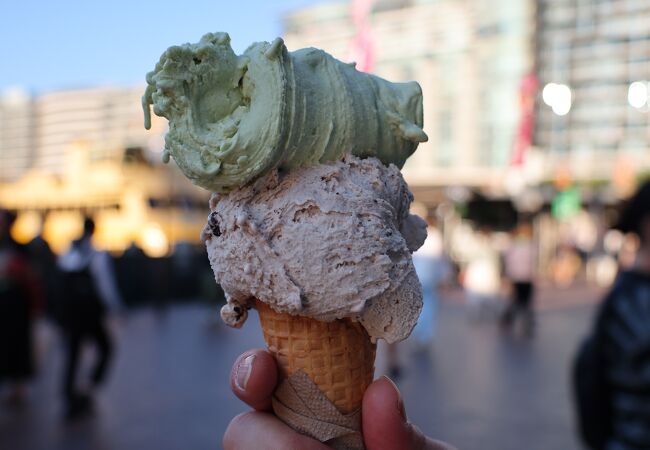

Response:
(393, 181), (650, 449)
(0, 211), (218, 419)
(405, 188), (647, 340)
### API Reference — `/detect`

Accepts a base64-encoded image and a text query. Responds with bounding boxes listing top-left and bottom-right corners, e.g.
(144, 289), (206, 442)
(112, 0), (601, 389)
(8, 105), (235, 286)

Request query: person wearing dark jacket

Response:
(26, 220), (60, 321)
(0, 210), (42, 405)
(57, 217), (122, 419)
(574, 181), (650, 450)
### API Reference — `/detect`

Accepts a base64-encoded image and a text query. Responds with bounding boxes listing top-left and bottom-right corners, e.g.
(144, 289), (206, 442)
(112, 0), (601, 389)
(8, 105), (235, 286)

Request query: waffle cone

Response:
(256, 300), (376, 414)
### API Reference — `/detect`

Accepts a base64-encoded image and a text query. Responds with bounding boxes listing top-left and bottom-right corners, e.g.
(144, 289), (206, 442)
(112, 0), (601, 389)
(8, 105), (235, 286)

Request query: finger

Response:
(229, 349), (278, 411)
(362, 376), (457, 450)
(223, 411), (330, 450)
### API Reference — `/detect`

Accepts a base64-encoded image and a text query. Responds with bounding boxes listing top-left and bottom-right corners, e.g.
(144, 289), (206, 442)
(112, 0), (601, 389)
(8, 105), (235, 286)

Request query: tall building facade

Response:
(0, 85), (167, 182)
(0, 88), (35, 181)
(35, 86), (163, 173)
(535, 0), (650, 182)
(283, 0), (536, 190)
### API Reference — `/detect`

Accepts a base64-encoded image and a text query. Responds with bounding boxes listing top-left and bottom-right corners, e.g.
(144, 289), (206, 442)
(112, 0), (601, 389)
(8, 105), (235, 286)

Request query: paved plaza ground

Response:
(0, 285), (603, 450)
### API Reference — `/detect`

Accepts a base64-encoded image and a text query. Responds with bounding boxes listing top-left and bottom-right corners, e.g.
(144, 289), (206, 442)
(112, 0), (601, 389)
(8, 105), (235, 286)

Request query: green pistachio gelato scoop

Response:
(143, 32), (427, 192)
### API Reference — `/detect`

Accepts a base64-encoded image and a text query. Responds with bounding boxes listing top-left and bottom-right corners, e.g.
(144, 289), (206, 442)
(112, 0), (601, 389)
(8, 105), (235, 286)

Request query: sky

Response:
(0, 0), (331, 94)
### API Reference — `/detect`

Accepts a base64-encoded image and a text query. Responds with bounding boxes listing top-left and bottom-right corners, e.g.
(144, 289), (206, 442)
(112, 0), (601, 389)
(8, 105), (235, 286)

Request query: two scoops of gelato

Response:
(142, 31), (428, 343)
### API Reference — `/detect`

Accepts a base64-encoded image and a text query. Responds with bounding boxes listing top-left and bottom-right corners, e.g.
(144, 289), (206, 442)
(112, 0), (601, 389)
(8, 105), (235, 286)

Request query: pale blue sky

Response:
(0, 0), (331, 94)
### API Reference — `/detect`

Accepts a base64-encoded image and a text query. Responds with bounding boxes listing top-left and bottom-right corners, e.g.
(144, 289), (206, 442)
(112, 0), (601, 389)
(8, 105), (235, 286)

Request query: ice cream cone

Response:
(256, 300), (376, 414)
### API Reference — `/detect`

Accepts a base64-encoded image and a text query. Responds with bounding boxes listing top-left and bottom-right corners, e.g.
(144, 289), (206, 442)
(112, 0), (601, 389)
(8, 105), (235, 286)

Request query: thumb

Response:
(362, 377), (456, 450)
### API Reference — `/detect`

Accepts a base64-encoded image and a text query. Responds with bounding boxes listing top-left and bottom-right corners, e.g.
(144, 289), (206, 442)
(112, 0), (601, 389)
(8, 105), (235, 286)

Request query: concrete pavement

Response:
(0, 289), (601, 450)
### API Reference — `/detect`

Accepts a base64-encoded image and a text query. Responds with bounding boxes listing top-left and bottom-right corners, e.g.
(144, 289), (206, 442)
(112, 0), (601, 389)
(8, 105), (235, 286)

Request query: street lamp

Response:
(542, 83), (572, 116)
(627, 81), (648, 109)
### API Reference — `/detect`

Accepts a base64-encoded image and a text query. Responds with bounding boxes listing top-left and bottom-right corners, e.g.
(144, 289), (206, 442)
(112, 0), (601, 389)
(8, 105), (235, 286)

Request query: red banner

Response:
(511, 73), (538, 166)
(350, 0), (375, 72)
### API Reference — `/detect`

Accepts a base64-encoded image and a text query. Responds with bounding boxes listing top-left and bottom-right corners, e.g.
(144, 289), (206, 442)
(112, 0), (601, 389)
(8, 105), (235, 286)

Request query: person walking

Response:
(0, 210), (42, 405)
(463, 227), (501, 321)
(26, 218), (60, 321)
(411, 218), (450, 347)
(57, 217), (122, 419)
(386, 218), (450, 377)
(501, 222), (537, 336)
(574, 181), (650, 450)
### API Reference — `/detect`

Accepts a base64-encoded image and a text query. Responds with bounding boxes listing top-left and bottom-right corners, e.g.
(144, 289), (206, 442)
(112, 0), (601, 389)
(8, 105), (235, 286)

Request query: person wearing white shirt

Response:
(501, 222), (536, 335)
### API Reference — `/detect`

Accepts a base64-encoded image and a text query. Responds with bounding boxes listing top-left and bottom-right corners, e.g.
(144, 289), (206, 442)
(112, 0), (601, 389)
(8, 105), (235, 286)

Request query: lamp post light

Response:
(542, 82), (572, 116)
(627, 81), (649, 109)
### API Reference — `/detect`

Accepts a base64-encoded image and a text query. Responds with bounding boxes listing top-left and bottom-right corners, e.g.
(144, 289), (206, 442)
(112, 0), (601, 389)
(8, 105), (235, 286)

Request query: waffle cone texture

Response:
(256, 301), (376, 414)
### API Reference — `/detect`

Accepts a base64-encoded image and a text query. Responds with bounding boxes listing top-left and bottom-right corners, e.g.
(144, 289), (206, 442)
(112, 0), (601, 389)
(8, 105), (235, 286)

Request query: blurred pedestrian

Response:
(500, 222), (537, 336)
(463, 227), (501, 321)
(411, 218), (450, 347)
(573, 181), (650, 450)
(551, 243), (582, 287)
(0, 210), (42, 405)
(386, 217), (450, 377)
(26, 217), (60, 320)
(120, 240), (147, 306)
(0, 210), (26, 254)
(56, 217), (123, 419)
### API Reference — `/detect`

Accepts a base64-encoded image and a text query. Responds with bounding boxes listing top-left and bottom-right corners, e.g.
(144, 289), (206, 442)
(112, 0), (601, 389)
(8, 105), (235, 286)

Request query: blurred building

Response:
(34, 87), (157, 176)
(0, 86), (208, 255)
(284, 0), (650, 203)
(0, 86), (162, 182)
(283, 0), (537, 201)
(0, 88), (35, 181)
(535, 0), (650, 191)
